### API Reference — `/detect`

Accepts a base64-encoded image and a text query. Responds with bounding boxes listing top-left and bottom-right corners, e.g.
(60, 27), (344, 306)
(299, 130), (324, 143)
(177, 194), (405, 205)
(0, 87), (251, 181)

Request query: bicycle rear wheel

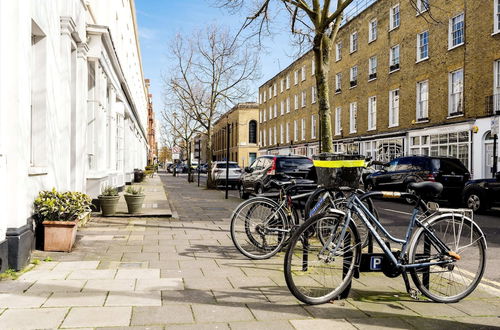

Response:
(230, 197), (288, 259)
(408, 215), (486, 303)
(284, 212), (361, 304)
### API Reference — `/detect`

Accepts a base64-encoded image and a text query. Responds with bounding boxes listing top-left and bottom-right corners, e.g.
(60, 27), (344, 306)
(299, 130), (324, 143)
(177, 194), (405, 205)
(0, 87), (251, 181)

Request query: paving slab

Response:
(26, 279), (87, 293)
(229, 320), (294, 330)
(0, 279), (34, 293)
(43, 291), (107, 307)
(131, 305), (194, 325)
(135, 278), (183, 291)
(0, 307), (68, 329)
(191, 304), (255, 323)
(105, 290), (162, 306)
(0, 292), (50, 308)
(290, 318), (357, 330)
(166, 323), (230, 330)
(17, 270), (70, 281)
(246, 302), (311, 321)
(52, 261), (100, 271)
(116, 269), (160, 279)
(83, 279), (136, 292)
(62, 306), (132, 328)
(67, 269), (117, 280)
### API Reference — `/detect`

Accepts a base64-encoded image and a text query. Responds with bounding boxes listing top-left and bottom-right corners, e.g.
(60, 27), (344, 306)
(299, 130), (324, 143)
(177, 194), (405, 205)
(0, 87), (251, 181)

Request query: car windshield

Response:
(276, 158), (313, 170)
(432, 158), (468, 174)
(216, 163), (239, 169)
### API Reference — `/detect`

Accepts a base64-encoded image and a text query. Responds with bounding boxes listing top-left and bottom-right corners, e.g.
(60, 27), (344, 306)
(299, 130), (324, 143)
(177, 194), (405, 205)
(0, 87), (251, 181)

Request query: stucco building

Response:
(0, 0), (148, 271)
(258, 0), (500, 179)
(212, 103), (259, 168)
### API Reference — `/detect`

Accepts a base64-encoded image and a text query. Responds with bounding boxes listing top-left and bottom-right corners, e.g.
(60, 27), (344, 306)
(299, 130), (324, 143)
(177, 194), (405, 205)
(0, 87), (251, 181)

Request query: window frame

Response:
(368, 96), (377, 131)
(301, 90), (306, 107)
(448, 68), (464, 116)
(416, 80), (429, 121)
(335, 42), (342, 62)
(294, 70), (298, 85)
(389, 4), (400, 31)
(311, 86), (317, 104)
(301, 118), (306, 140)
(350, 31), (358, 53)
(389, 89), (400, 128)
(349, 102), (357, 134)
(449, 13), (465, 50)
(350, 66), (358, 87)
(335, 72), (342, 93)
(311, 114), (317, 138)
(301, 65), (306, 81)
(369, 19), (377, 43)
(495, 0), (500, 34)
(335, 106), (342, 135)
(389, 45), (400, 72)
(294, 94), (299, 110)
(369, 56), (377, 80)
(416, 0), (429, 15)
(417, 30), (429, 62)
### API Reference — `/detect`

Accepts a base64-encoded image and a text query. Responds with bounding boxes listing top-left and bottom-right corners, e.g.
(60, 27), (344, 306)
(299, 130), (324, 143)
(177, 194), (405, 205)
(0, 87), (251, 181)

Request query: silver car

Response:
(211, 161), (242, 188)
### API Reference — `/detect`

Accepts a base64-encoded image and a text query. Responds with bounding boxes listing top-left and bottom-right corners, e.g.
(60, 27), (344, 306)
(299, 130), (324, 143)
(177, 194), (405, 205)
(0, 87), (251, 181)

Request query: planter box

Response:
(43, 220), (77, 252)
(124, 194), (145, 214)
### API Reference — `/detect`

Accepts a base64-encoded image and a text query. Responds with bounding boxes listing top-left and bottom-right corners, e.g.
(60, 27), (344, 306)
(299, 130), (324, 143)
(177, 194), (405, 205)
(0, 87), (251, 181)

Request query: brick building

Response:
(212, 103), (259, 168)
(258, 0), (500, 179)
(145, 79), (158, 165)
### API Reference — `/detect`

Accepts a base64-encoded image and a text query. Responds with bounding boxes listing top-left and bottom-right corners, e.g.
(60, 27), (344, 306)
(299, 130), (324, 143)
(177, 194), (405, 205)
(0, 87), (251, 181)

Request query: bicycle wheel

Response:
(230, 197), (289, 259)
(284, 212), (361, 304)
(408, 215), (486, 303)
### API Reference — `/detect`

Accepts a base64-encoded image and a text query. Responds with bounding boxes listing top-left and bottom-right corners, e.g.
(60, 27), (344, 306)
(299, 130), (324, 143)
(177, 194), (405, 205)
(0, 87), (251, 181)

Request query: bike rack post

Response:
(302, 236), (309, 272)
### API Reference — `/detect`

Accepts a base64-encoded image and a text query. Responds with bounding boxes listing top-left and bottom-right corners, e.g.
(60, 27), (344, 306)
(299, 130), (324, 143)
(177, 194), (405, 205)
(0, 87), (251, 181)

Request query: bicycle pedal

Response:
(409, 288), (421, 300)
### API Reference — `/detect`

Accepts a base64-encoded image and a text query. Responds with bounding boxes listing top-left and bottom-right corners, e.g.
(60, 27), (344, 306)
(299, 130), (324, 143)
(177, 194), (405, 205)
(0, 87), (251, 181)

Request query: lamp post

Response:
(172, 112), (178, 177)
(225, 122), (230, 199)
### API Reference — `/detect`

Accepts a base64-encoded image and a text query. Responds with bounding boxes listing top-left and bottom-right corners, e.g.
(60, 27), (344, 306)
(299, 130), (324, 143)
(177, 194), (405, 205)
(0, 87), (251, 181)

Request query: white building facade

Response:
(0, 0), (148, 271)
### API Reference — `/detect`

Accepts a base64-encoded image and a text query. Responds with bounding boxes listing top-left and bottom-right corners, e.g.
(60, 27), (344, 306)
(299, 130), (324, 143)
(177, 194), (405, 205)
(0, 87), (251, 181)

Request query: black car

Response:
(365, 156), (470, 204)
(239, 155), (316, 199)
(463, 171), (500, 212)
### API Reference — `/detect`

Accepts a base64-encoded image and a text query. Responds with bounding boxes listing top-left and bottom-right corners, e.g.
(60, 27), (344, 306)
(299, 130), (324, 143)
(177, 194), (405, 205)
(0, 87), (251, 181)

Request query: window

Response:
(286, 122), (290, 142)
(294, 120), (298, 141)
(286, 97), (290, 113)
(274, 104), (278, 117)
(350, 32), (358, 53)
(495, 0), (500, 34)
(369, 19), (377, 42)
(116, 113), (124, 170)
(280, 123), (284, 144)
(335, 73), (342, 92)
(301, 118), (306, 140)
(416, 80), (429, 120)
(280, 79), (284, 93)
(269, 127), (272, 145)
(263, 129), (266, 146)
(311, 115), (317, 138)
(294, 70), (298, 85)
(368, 96), (377, 130)
(269, 106), (272, 119)
(311, 86), (317, 103)
(286, 75), (290, 89)
(311, 58), (315, 75)
(249, 120), (257, 143)
(259, 110), (262, 123)
(449, 13), (464, 49)
(416, 0), (429, 14)
(390, 45), (400, 72)
(350, 66), (358, 87)
(390, 4), (400, 30)
(273, 83), (277, 96)
(335, 42), (342, 61)
(274, 126), (277, 145)
(268, 87), (272, 99)
(294, 94), (299, 110)
(301, 65), (306, 81)
(335, 107), (342, 135)
(263, 90), (266, 102)
(263, 107), (266, 121)
(369, 56), (377, 80)
(301, 90), (306, 107)
(349, 102), (357, 134)
(449, 69), (464, 116)
(389, 89), (399, 127)
(417, 31), (429, 62)
(259, 93), (262, 104)
(494, 60), (500, 113)
(280, 100), (285, 116)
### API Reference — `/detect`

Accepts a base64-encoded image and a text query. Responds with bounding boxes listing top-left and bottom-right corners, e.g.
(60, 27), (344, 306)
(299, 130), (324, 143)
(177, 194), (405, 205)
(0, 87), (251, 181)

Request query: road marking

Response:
(382, 208), (412, 215)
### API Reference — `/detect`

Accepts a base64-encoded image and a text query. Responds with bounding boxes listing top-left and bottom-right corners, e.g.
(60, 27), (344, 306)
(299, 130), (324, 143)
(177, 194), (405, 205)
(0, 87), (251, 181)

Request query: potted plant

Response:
(33, 189), (92, 252)
(124, 186), (145, 214)
(98, 186), (120, 216)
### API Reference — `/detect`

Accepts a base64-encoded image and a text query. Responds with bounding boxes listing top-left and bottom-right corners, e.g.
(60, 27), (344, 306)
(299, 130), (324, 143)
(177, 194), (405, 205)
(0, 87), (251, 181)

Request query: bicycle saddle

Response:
(408, 181), (443, 197)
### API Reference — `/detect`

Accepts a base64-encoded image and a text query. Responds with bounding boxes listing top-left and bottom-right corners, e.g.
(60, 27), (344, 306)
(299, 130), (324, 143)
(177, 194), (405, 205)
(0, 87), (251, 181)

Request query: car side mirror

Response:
(244, 167), (253, 173)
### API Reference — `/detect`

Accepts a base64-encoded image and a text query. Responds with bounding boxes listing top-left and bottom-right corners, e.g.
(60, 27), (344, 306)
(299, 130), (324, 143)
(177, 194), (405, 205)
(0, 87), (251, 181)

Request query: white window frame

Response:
(294, 70), (298, 85)
(350, 31), (358, 53)
(416, 0), (429, 14)
(449, 69), (464, 116)
(389, 89), (400, 127)
(263, 107), (266, 122)
(280, 123), (284, 144)
(311, 58), (315, 75)
(301, 65), (306, 81)
(349, 102), (357, 134)
(269, 106), (272, 119)
(335, 42), (342, 61)
(263, 90), (266, 102)
(389, 45), (400, 72)
(268, 127), (272, 145)
(369, 56), (377, 80)
(273, 83), (277, 96)
(417, 31), (429, 62)
(286, 97), (290, 113)
(301, 90), (306, 107)
(494, 60), (500, 113)
(274, 103), (278, 118)
(311, 115), (317, 139)
(286, 122), (290, 143)
(259, 110), (262, 123)
(350, 66), (358, 87)
(301, 118), (306, 140)
(390, 4), (400, 31)
(335, 73), (342, 93)
(268, 87), (272, 100)
(294, 94), (299, 110)
(263, 129), (266, 146)
(280, 79), (284, 93)
(368, 96), (377, 130)
(286, 75), (290, 89)
(369, 19), (377, 43)
(273, 126), (277, 145)
(311, 86), (317, 104)
(280, 100), (285, 116)
(335, 107), (342, 135)
(495, 0), (500, 34)
(416, 80), (429, 121)
(294, 120), (298, 141)
(449, 13), (464, 50)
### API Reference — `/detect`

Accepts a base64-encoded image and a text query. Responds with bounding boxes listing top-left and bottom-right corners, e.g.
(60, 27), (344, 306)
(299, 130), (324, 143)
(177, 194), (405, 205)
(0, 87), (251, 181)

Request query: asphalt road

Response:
(170, 172), (500, 287)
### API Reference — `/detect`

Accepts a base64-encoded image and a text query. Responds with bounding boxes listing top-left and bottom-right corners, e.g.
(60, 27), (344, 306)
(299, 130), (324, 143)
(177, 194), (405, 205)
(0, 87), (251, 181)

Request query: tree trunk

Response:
(313, 34), (333, 153)
(205, 130), (216, 189)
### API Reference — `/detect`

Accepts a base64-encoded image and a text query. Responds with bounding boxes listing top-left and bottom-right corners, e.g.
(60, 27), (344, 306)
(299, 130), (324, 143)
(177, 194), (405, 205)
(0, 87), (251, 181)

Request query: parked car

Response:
(197, 163), (208, 173)
(239, 155), (316, 199)
(462, 171), (500, 212)
(175, 163), (188, 173)
(211, 161), (242, 188)
(364, 156), (470, 204)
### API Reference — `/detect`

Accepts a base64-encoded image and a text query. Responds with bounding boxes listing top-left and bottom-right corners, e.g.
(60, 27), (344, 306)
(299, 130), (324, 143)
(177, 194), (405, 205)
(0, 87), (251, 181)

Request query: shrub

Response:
(34, 188), (92, 222)
(125, 186), (144, 195)
(100, 186), (118, 196)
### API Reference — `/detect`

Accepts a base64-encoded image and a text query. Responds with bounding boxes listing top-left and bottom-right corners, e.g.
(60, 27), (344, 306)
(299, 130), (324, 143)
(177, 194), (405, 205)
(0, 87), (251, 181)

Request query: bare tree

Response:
(163, 24), (259, 187)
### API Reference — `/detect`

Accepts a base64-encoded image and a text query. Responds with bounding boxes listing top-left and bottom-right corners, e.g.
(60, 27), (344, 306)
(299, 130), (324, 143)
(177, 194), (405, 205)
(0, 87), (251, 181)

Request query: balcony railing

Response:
(486, 94), (500, 115)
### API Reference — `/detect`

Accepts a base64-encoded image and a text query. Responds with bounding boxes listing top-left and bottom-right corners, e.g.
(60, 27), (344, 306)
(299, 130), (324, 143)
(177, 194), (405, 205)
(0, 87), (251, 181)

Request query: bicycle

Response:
(230, 179), (317, 260)
(284, 181), (487, 305)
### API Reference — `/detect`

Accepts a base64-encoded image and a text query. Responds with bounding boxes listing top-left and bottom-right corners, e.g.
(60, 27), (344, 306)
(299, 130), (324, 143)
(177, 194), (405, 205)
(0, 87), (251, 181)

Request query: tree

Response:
(158, 146), (172, 165)
(163, 25), (259, 187)
(217, 0), (356, 153)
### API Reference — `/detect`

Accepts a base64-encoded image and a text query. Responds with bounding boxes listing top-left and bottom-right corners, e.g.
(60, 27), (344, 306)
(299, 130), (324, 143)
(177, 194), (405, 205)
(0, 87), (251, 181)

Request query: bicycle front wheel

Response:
(408, 215), (486, 303)
(230, 197), (288, 259)
(284, 212), (361, 304)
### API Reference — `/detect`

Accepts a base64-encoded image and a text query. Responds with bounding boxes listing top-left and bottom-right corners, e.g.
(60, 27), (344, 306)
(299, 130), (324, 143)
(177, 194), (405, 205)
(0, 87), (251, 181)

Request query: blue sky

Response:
(135, 0), (295, 121)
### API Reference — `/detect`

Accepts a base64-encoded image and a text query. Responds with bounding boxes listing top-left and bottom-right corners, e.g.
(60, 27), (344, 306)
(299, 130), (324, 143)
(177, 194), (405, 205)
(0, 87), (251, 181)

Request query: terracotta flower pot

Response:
(43, 220), (77, 252)
(98, 195), (120, 216)
(124, 194), (145, 214)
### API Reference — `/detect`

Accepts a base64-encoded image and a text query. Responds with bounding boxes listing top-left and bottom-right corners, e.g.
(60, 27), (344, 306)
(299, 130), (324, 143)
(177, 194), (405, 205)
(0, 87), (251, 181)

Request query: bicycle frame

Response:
(327, 191), (454, 271)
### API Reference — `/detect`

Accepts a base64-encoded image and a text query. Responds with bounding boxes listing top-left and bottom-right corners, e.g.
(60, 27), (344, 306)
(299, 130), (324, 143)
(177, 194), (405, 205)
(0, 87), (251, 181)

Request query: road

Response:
(169, 172), (500, 287)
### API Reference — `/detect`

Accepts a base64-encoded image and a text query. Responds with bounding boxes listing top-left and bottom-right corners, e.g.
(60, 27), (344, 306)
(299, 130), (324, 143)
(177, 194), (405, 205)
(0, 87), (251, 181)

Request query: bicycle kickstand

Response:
(401, 271), (421, 300)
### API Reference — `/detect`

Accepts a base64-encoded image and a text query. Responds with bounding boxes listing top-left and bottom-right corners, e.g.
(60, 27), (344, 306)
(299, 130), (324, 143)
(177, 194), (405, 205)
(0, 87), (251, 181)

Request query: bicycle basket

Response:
(312, 153), (365, 189)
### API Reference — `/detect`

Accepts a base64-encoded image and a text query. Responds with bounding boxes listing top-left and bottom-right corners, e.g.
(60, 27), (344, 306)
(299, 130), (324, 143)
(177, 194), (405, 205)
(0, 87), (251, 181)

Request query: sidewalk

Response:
(0, 172), (498, 329)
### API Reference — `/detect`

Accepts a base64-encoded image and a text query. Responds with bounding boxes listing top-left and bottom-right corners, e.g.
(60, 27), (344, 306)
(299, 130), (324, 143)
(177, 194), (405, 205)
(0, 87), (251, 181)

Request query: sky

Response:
(135, 0), (296, 126)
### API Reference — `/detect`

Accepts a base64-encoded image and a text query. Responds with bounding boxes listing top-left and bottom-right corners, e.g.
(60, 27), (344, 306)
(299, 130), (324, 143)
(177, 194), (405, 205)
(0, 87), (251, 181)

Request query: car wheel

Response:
(465, 191), (486, 212)
(239, 185), (249, 199)
(405, 183), (416, 205)
(256, 185), (264, 195)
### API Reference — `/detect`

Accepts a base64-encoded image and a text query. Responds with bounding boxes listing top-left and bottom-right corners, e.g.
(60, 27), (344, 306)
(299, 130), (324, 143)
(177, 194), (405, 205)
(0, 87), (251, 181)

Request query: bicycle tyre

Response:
(284, 212), (361, 304)
(230, 197), (289, 260)
(408, 215), (486, 303)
